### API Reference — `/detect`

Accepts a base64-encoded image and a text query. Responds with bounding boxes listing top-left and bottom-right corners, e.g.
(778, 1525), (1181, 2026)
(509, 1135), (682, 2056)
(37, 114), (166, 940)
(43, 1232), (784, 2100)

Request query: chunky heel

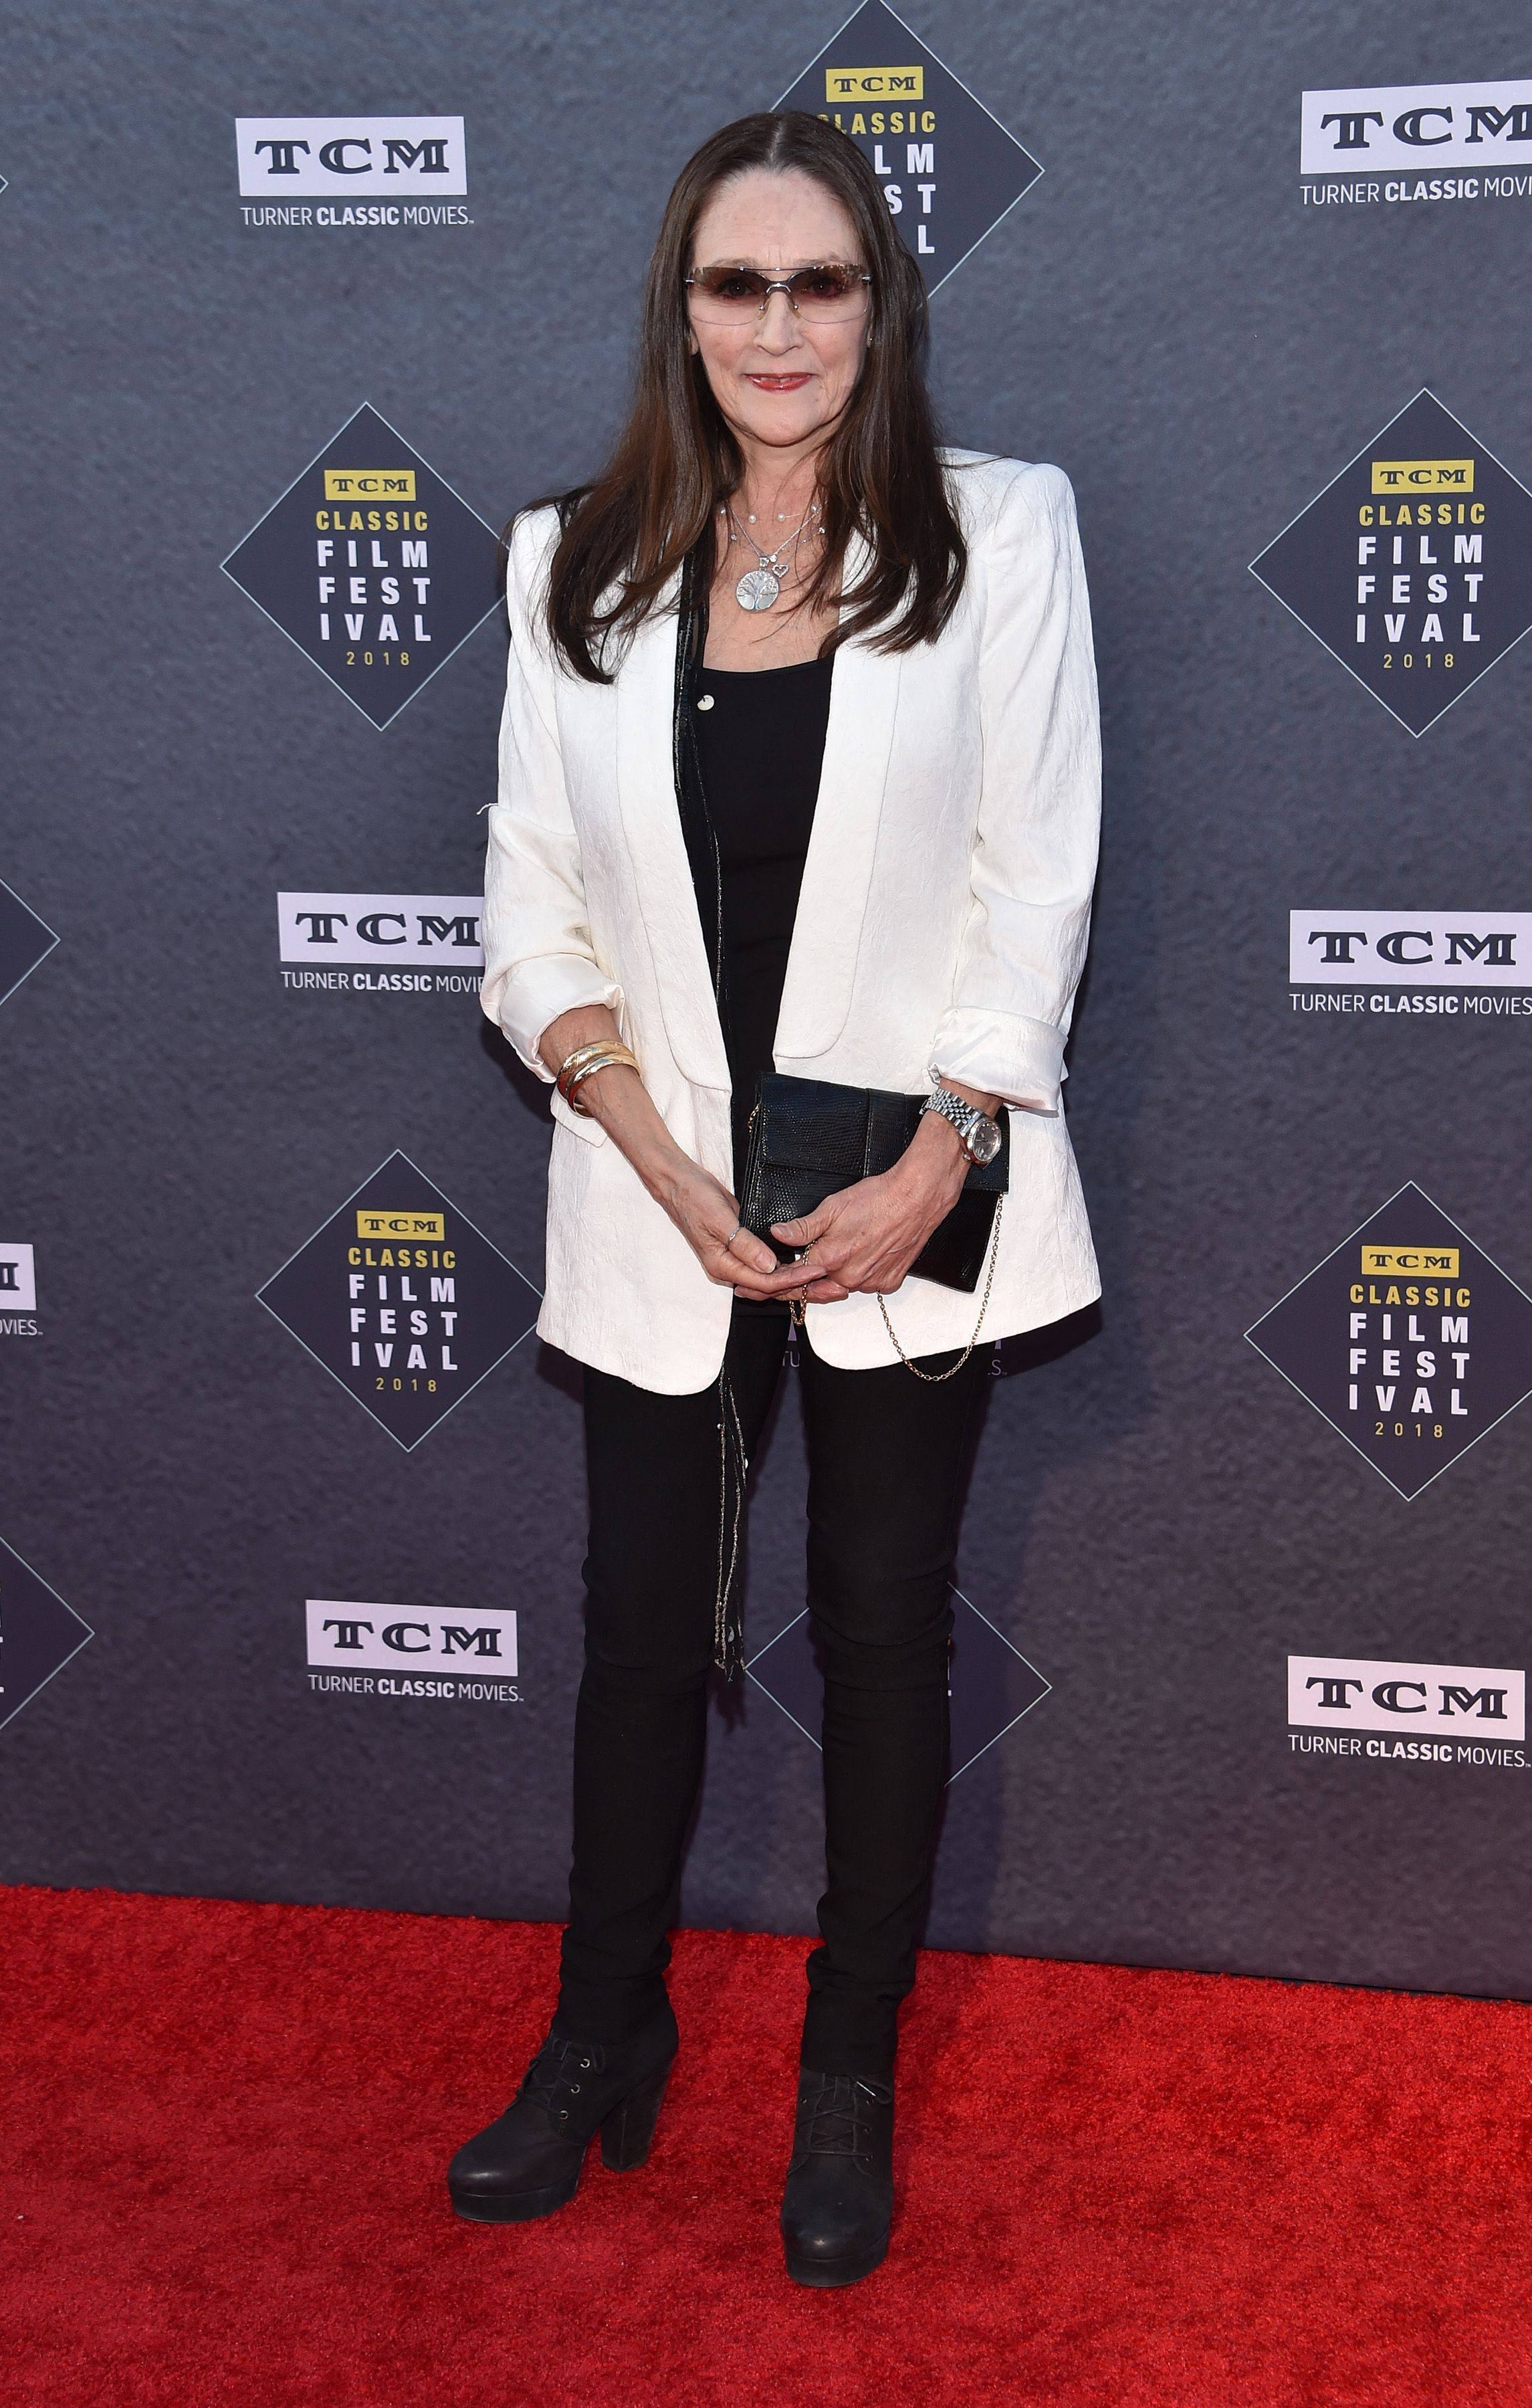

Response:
(600, 2058), (673, 2171)
(447, 2011), (678, 2221)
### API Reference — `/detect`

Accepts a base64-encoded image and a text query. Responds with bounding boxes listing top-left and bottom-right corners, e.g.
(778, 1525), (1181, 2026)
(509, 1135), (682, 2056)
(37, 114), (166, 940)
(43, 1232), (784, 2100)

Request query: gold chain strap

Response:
(875, 1197), (1004, 1382)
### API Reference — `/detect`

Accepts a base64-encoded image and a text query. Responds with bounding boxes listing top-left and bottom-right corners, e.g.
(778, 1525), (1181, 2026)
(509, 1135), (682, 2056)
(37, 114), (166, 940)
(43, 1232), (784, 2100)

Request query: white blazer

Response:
(481, 448), (1101, 1393)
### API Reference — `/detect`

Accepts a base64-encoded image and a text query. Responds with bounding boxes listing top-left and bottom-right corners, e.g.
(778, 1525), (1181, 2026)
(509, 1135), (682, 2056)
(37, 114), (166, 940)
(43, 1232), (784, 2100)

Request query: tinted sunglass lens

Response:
(687, 265), (868, 320)
(791, 267), (857, 309)
(789, 268), (869, 320)
(691, 268), (768, 312)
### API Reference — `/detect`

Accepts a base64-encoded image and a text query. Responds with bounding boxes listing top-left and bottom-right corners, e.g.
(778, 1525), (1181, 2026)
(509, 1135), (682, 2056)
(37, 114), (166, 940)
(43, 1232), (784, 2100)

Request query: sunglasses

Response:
(684, 262), (873, 324)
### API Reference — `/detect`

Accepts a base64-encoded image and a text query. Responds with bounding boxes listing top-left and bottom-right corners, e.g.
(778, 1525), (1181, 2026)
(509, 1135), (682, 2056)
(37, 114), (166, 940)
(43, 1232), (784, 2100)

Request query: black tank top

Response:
(688, 654), (835, 1189)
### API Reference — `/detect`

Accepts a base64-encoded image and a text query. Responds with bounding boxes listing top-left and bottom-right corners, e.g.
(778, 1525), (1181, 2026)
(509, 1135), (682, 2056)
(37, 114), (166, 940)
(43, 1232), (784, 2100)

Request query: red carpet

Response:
(1, 1884), (1529, 2406)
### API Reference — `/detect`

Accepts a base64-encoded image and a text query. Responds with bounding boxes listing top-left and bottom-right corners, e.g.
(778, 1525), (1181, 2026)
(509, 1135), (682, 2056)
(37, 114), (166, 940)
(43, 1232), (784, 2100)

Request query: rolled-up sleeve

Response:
(929, 464), (1101, 1114)
(480, 510), (625, 1086)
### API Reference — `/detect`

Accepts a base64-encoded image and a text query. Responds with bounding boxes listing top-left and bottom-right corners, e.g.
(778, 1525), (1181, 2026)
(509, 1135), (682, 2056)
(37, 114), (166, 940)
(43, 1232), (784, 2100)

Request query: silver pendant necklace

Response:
(726, 498), (821, 611)
(735, 562), (783, 613)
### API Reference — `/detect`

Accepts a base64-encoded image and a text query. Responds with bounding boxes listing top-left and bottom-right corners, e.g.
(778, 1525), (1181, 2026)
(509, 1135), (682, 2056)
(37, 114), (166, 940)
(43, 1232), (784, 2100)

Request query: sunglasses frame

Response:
(683, 262), (874, 318)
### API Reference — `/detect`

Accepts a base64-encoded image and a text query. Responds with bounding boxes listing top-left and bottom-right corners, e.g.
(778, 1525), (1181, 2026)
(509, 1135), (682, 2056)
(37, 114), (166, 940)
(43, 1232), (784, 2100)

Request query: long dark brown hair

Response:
(530, 112), (968, 683)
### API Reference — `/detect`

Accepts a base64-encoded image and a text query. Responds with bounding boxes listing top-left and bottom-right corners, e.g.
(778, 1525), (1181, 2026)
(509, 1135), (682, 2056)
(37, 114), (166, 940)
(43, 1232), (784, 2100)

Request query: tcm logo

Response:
(355, 1209), (445, 1242)
(278, 894), (483, 968)
(306, 1600), (517, 1675)
(1301, 81), (1532, 173)
(236, 118), (467, 197)
(0, 1243), (36, 1312)
(323, 470), (415, 502)
(1289, 1653), (1525, 1740)
(1372, 458), (1473, 494)
(1360, 1245), (1458, 1278)
(826, 65), (923, 102)
(1291, 913), (1532, 987)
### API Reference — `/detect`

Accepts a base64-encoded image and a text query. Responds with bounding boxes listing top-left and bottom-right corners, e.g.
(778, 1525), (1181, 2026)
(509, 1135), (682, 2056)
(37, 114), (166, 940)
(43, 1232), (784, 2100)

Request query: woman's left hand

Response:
(747, 1114), (972, 1304)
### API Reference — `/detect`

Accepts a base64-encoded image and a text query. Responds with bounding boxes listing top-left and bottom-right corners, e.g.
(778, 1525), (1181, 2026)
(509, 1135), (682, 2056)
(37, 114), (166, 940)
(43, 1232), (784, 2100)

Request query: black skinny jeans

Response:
(556, 1301), (990, 2080)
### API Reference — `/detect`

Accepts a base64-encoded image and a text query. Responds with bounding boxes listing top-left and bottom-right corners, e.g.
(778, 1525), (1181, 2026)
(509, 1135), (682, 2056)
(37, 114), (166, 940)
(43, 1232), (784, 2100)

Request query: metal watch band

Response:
(922, 1082), (992, 1159)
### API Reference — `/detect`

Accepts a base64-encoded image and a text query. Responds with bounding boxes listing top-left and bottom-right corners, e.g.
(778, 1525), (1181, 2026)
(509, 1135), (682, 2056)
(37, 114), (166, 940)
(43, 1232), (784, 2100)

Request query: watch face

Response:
(968, 1115), (1002, 1165)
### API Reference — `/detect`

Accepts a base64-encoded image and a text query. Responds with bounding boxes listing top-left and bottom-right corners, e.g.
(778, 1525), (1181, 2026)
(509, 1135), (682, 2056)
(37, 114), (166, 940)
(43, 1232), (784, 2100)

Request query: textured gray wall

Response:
(4, 0), (1531, 1998)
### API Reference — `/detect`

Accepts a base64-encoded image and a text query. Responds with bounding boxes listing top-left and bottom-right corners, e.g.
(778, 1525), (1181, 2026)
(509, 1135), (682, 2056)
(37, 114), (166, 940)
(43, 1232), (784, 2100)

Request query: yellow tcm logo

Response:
(1361, 1245), (1460, 1277)
(356, 1209), (445, 1240)
(1370, 458), (1474, 495)
(826, 64), (923, 102)
(323, 469), (418, 501)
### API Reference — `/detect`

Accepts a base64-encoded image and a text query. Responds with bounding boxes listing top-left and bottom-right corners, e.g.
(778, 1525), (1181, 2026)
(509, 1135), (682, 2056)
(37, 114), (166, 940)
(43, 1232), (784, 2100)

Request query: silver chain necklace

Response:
(726, 498), (821, 612)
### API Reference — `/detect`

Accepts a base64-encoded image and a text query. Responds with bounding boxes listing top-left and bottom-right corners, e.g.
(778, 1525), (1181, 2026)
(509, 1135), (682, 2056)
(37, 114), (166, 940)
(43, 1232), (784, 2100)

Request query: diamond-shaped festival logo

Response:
(749, 1585), (1050, 1781)
(0, 1536), (93, 1736)
(1250, 390), (1532, 737)
(776, 0), (1043, 292)
(257, 1150), (540, 1448)
(0, 877), (59, 1014)
(222, 403), (501, 728)
(1246, 1184), (1532, 1499)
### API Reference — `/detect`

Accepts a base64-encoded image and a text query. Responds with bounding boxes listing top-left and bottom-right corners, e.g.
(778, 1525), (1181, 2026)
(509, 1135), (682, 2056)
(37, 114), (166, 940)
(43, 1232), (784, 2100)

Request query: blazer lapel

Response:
(613, 585), (732, 1091)
(773, 537), (902, 1061)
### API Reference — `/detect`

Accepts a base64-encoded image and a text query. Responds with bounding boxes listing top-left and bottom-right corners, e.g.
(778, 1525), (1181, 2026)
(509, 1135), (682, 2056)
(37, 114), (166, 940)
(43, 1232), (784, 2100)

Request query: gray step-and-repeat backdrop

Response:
(5, 1), (1532, 2001)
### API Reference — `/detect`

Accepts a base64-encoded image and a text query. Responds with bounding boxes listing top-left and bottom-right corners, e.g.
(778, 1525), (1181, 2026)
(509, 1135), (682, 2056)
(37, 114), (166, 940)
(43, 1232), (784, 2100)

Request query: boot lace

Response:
(519, 2035), (607, 2128)
(798, 2074), (891, 2161)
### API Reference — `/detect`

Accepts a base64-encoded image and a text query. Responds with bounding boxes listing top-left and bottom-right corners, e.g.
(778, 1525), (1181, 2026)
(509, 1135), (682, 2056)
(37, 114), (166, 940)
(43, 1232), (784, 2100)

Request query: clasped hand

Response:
(536, 1009), (986, 1309)
(667, 1121), (970, 1306)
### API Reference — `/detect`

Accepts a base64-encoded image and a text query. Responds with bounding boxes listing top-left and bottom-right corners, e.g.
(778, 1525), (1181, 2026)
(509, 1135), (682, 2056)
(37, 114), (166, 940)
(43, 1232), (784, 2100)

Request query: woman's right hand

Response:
(654, 1156), (782, 1293)
(537, 1005), (780, 1294)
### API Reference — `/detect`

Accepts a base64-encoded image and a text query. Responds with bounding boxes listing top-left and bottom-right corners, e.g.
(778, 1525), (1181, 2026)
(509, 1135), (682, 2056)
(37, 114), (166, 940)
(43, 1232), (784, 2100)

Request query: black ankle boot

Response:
(779, 2070), (895, 2287)
(447, 2003), (677, 2224)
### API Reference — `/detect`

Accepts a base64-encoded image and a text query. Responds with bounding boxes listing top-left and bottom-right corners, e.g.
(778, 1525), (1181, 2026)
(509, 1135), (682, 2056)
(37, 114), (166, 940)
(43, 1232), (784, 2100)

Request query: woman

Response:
(452, 110), (1101, 2287)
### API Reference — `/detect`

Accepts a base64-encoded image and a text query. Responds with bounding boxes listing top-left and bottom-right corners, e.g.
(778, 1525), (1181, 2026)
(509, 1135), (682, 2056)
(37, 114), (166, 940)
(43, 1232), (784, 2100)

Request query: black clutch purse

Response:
(740, 1072), (1009, 1294)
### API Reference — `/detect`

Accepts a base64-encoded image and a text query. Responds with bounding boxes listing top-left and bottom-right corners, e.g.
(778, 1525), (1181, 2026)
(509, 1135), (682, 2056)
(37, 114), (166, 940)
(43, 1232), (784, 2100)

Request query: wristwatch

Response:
(921, 1081), (1003, 1166)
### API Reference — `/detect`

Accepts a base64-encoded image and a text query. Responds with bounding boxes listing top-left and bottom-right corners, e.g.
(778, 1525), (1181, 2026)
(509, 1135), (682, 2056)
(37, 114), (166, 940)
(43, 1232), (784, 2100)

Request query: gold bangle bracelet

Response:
(555, 1040), (620, 1098)
(562, 1043), (638, 1086)
(557, 1040), (618, 1077)
(562, 1043), (640, 1114)
(556, 1039), (637, 1106)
